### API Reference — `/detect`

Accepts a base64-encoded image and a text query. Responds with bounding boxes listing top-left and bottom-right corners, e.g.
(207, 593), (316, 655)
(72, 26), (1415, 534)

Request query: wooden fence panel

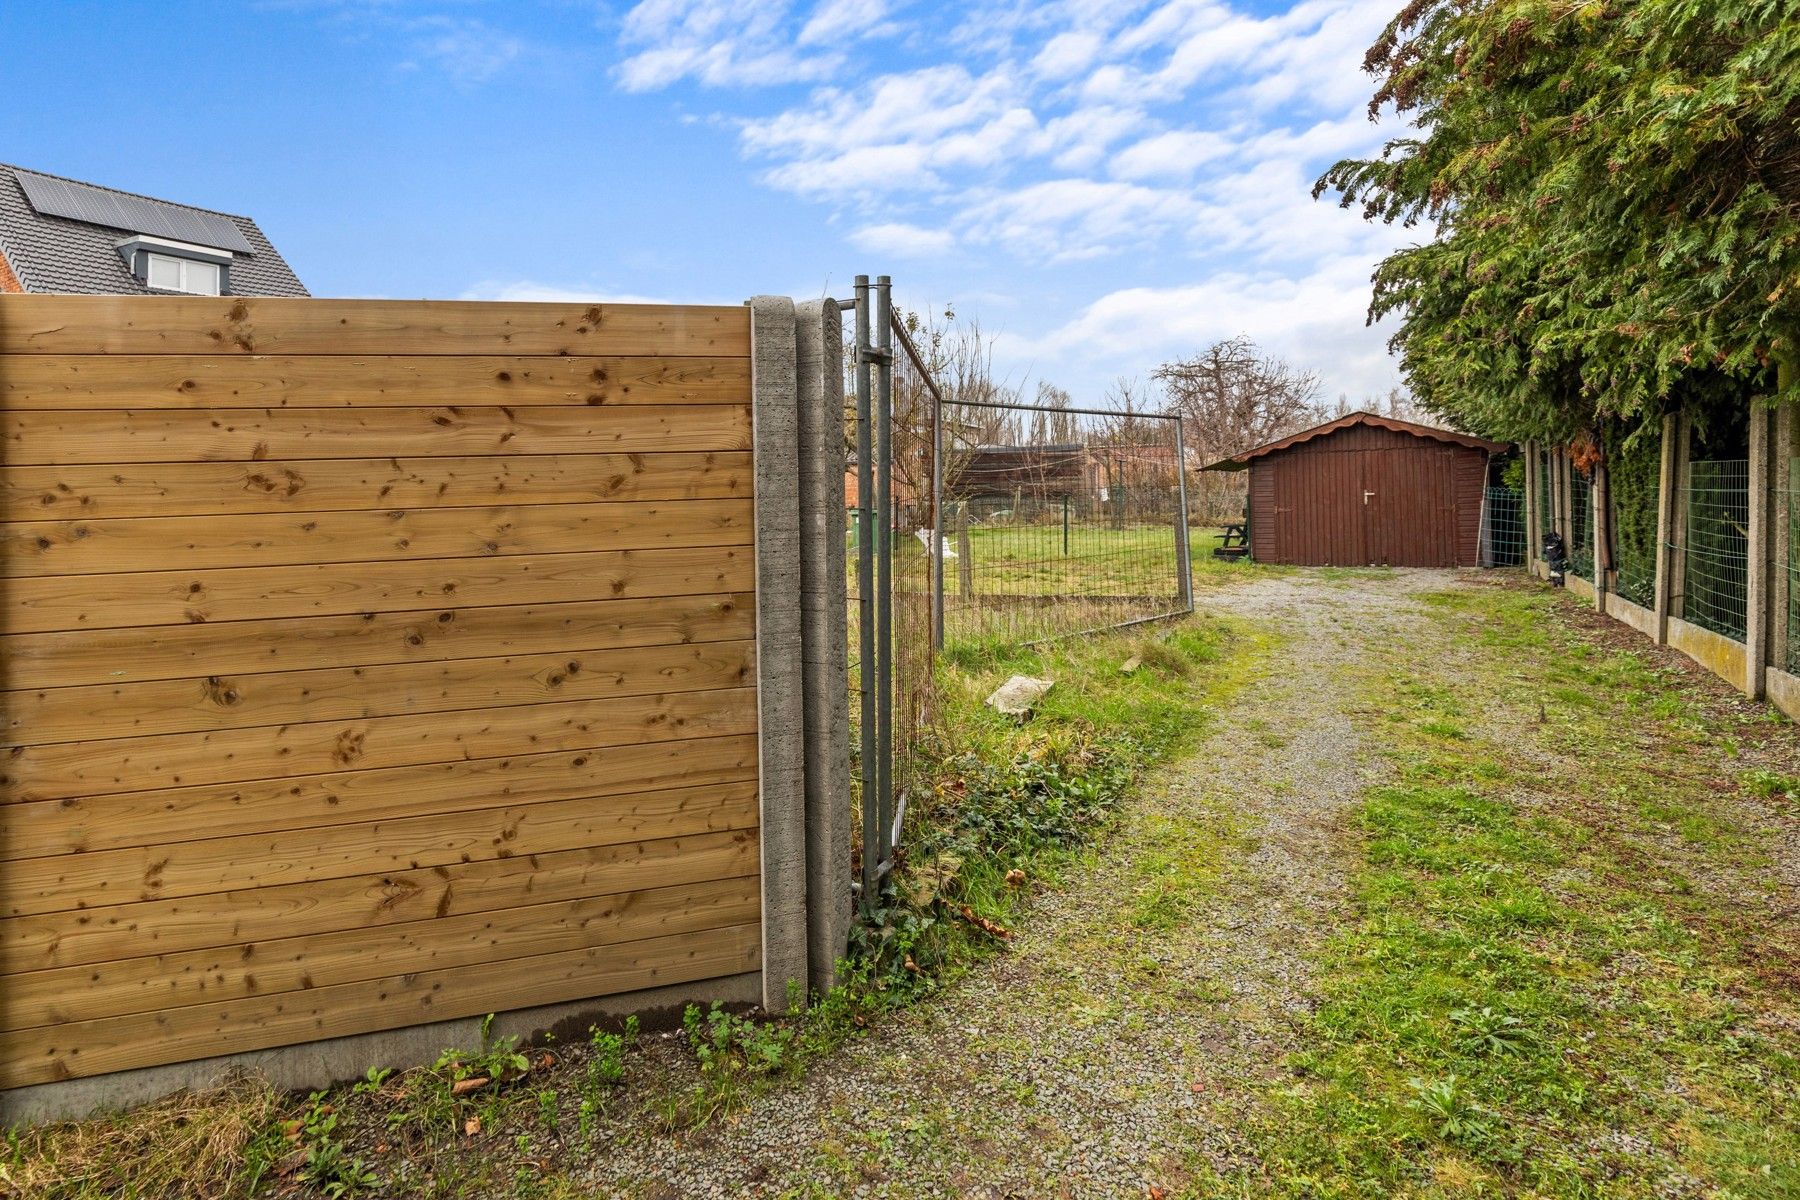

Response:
(0, 295), (761, 1090)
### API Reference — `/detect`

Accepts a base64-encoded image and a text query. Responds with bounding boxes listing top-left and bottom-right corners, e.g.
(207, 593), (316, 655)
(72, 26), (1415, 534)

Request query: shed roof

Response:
(1200, 411), (1511, 471)
(0, 163), (308, 297)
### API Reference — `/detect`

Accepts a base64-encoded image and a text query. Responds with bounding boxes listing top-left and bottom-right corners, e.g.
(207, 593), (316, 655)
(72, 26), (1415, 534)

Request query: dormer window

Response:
(145, 253), (221, 295)
(115, 234), (234, 295)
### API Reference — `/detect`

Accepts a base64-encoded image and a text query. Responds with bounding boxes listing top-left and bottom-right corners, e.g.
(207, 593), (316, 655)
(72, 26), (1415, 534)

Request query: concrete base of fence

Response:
(1566, 574), (1597, 603)
(0, 972), (760, 1127)
(1766, 667), (1800, 723)
(1668, 617), (1749, 690)
(1603, 592), (1658, 640)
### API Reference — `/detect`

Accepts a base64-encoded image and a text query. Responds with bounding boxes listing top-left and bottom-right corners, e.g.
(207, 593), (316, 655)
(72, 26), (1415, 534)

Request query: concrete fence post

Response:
(1592, 458), (1610, 611)
(1775, 402), (1795, 676)
(793, 299), (851, 996)
(748, 296), (808, 1011)
(1524, 440), (1540, 573)
(1747, 399), (1772, 699)
(1654, 411), (1679, 645)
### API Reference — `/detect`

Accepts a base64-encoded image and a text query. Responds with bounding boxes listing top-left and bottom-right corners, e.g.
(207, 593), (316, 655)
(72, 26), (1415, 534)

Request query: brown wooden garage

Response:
(1203, 412), (1511, 567)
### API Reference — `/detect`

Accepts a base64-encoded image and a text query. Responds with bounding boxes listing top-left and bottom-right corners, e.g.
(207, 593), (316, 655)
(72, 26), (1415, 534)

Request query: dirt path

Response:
(580, 569), (1467, 1198)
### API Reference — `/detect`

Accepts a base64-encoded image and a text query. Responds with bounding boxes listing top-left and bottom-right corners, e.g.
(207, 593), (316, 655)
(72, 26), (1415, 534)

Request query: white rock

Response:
(985, 675), (1054, 715)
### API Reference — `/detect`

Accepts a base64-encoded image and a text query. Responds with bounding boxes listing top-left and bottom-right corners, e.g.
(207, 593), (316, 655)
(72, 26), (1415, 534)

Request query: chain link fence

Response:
(1680, 458), (1750, 640)
(936, 402), (1192, 650)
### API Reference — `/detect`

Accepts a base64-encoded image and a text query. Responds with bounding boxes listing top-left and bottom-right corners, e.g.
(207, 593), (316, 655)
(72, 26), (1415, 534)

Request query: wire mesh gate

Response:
(846, 274), (1194, 896)
(927, 399), (1194, 649)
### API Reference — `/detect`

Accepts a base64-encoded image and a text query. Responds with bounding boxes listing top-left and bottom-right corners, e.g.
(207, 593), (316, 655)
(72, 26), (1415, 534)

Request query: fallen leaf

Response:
(282, 1119), (303, 1142)
(464, 1116), (481, 1137)
(958, 904), (1013, 940)
(375, 1143), (390, 1154)
(539, 1052), (557, 1070)
(903, 955), (921, 973)
(1120, 656), (1142, 674)
(451, 1076), (490, 1096)
(1149, 1188), (1167, 1200)
(276, 1149), (307, 1177)
(1005, 868), (1026, 888)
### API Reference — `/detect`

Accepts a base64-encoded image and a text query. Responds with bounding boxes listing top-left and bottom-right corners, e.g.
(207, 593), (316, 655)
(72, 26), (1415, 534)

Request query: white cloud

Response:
(995, 253), (1405, 401)
(608, 0), (1410, 400)
(615, 0), (906, 90)
(1109, 129), (1232, 180)
(849, 222), (957, 258)
(406, 17), (525, 84)
(962, 178), (1202, 260)
(798, 0), (891, 46)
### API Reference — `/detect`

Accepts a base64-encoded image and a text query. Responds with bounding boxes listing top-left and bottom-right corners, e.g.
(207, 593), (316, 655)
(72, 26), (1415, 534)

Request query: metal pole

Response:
(873, 276), (895, 872)
(1173, 418), (1194, 611)
(1063, 495), (1070, 556)
(853, 276), (877, 897)
(930, 335), (945, 652)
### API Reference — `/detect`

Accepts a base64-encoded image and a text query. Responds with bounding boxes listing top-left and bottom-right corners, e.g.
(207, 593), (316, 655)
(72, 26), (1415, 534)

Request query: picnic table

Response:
(1213, 521), (1250, 561)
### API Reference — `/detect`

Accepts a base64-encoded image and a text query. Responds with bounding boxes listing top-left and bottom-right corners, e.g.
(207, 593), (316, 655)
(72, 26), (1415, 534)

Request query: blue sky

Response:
(2, 0), (1414, 404)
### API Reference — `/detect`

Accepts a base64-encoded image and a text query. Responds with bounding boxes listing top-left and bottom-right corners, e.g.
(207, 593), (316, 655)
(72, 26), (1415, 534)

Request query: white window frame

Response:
(144, 252), (222, 296)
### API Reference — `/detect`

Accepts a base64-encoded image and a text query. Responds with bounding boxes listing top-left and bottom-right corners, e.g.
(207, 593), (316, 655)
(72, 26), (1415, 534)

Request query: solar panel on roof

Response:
(14, 170), (255, 255)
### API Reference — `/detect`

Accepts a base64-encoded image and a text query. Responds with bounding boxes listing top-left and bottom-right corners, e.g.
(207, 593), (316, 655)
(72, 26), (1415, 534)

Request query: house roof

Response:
(1200, 411), (1511, 471)
(0, 163), (308, 297)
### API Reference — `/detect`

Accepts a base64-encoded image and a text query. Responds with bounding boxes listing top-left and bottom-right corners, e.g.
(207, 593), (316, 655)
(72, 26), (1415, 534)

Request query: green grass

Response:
(1244, 584), (1800, 1198)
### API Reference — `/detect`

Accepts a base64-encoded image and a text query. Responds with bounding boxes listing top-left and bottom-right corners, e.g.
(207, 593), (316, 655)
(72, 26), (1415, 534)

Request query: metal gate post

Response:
(853, 277), (878, 897)
(872, 276), (895, 874)
(1174, 419), (1194, 611)
(930, 344), (945, 652)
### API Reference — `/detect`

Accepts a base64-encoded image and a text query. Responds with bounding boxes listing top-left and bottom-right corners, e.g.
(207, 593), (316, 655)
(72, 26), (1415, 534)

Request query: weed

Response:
(295, 1091), (379, 1197)
(535, 1087), (558, 1133)
(1406, 1075), (1487, 1141)
(1448, 1006), (1532, 1057)
(584, 1014), (640, 1092)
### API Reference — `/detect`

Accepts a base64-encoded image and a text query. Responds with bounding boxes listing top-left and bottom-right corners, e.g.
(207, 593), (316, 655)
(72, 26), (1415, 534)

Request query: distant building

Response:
(0, 163), (307, 296)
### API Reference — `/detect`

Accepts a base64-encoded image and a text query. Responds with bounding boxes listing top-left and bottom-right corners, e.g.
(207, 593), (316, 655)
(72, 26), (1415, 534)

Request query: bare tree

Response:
(1153, 337), (1323, 524)
(1153, 336), (1323, 464)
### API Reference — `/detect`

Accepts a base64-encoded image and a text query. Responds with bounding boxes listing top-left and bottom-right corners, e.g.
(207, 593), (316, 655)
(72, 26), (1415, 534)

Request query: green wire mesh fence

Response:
(1611, 470), (1660, 609)
(1680, 459), (1750, 641)
(1788, 459), (1800, 673)
(1481, 487), (1526, 566)
(1539, 450), (1553, 552)
(1569, 471), (1595, 582)
(937, 403), (1191, 650)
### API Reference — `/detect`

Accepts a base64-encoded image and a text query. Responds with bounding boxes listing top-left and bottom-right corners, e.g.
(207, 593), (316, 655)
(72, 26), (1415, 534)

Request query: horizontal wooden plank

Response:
(2, 685), (757, 803)
(3, 779), (760, 917)
(0, 451), (750, 521)
(0, 296), (750, 357)
(2, 732), (757, 860)
(7, 544), (753, 633)
(1, 404), (751, 465)
(0, 828), (759, 974)
(7, 876), (761, 1030)
(0, 921), (762, 1087)
(7, 640), (756, 746)
(3, 592), (753, 690)
(1, 497), (753, 577)
(0, 354), (750, 409)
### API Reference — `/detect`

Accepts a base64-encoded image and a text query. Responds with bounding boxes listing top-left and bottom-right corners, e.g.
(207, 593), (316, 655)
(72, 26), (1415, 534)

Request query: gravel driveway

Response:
(575, 569), (1468, 1199)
